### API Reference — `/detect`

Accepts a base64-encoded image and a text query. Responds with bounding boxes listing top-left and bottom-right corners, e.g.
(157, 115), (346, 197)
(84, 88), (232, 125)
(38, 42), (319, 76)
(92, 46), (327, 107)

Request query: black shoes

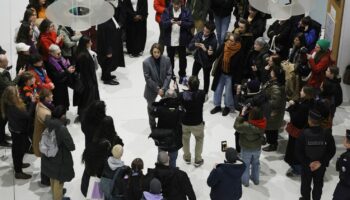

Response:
(103, 79), (119, 85)
(194, 159), (204, 167)
(0, 140), (12, 147)
(222, 107), (230, 116)
(22, 163), (30, 169)
(15, 172), (32, 179)
(184, 158), (191, 164)
(262, 144), (278, 152)
(210, 106), (222, 114)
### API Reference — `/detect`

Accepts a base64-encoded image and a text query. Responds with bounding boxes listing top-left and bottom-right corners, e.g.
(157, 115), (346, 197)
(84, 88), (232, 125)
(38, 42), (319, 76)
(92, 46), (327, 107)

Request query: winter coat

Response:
(287, 98), (314, 130)
(28, 66), (54, 92)
(245, 48), (270, 83)
(160, 5), (194, 47)
(307, 49), (333, 88)
(38, 31), (63, 61)
(186, 0), (210, 20)
(327, 77), (343, 107)
(154, 0), (170, 23)
(179, 89), (205, 126)
(33, 102), (51, 157)
(267, 20), (292, 59)
(4, 105), (30, 133)
(207, 161), (246, 200)
(210, 0), (235, 17)
(41, 117), (75, 182)
(145, 164), (196, 200)
(211, 44), (243, 91)
(0, 68), (18, 96)
(234, 116), (266, 150)
(101, 157), (128, 197)
(245, 13), (267, 40)
(188, 31), (217, 69)
(125, 171), (146, 200)
(262, 80), (286, 130)
(57, 26), (80, 58)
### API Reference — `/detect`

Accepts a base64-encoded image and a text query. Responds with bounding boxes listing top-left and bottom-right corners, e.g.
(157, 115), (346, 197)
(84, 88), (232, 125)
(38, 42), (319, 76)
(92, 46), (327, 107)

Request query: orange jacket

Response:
(28, 67), (54, 91)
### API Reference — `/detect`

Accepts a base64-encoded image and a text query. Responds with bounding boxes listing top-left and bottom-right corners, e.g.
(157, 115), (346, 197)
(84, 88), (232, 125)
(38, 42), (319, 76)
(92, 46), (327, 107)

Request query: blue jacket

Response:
(207, 161), (246, 200)
(160, 5), (194, 47)
(188, 31), (218, 68)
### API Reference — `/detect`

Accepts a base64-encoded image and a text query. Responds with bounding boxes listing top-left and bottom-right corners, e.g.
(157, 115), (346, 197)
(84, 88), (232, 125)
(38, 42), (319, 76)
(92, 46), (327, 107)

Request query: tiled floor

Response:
(0, 0), (348, 199)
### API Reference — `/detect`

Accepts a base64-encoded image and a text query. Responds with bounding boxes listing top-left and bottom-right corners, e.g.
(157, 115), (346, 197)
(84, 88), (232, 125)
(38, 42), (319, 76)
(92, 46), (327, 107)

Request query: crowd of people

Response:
(0, 0), (350, 200)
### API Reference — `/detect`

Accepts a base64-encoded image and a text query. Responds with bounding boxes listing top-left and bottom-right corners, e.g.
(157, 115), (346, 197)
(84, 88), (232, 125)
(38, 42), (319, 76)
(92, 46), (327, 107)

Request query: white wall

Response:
(337, 0), (350, 103)
(309, 0), (328, 25)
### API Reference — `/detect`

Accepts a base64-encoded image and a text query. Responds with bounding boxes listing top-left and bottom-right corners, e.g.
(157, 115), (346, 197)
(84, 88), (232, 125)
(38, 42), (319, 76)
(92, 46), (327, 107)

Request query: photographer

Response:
(234, 106), (266, 187)
(150, 89), (183, 168)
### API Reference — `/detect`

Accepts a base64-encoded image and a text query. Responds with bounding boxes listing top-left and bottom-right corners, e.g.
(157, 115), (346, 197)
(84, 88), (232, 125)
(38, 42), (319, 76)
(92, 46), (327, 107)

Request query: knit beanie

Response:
(111, 145), (123, 160)
(149, 178), (162, 194)
(225, 147), (238, 163)
(316, 39), (330, 51)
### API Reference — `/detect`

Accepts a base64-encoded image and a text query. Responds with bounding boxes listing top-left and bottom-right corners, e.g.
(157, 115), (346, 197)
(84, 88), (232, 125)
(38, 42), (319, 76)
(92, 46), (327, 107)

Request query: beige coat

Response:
(33, 102), (51, 157)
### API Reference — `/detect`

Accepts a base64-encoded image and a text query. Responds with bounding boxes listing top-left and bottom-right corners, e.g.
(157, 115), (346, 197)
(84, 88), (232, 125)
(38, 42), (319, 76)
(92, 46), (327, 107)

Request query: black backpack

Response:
(304, 128), (327, 161)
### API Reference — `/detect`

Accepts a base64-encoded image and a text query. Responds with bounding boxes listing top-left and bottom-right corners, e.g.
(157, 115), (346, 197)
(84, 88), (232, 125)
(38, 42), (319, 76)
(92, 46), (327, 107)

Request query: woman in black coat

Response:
(284, 85), (315, 177)
(242, 6), (268, 40)
(125, 158), (146, 200)
(124, 0), (148, 57)
(73, 35), (100, 121)
(46, 44), (75, 110)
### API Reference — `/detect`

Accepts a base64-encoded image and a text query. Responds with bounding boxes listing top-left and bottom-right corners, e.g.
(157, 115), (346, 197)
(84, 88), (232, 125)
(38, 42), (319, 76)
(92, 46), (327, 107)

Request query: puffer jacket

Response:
(234, 116), (266, 150)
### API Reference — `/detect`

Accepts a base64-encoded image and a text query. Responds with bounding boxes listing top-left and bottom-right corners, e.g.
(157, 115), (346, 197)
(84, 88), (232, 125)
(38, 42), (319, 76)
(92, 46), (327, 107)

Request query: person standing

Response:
(153, 0), (171, 45)
(207, 147), (245, 200)
(210, 33), (242, 116)
(38, 19), (63, 61)
(97, 0), (125, 85)
(210, 0), (235, 45)
(179, 76), (205, 167)
(333, 130), (350, 200)
(124, 0), (148, 57)
(295, 107), (336, 200)
(143, 43), (172, 129)
(234, 107), (266, 187)
(188, 21), (217, 98)
(186, 0), (210, 33)
(160, 0), (194, 83)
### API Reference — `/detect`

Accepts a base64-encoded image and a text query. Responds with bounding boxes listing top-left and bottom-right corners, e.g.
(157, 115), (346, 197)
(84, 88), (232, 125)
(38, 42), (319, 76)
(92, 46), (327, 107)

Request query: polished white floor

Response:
(0, 0), (349, 199)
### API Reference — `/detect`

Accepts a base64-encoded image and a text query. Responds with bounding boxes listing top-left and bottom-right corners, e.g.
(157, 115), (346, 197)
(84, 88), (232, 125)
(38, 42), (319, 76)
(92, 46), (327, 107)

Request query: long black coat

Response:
(73, 51), (100, 115)
(124, 0), (148, 55)
(267, 19), (292, 59)
(97, 2), (126, 68)
(41, 117), (75, 182)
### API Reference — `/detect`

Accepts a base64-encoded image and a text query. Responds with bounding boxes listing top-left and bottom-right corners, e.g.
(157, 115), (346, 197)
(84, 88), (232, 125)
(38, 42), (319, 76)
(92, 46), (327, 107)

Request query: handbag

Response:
(343, 65), (350, 85)
(86, 176), (104, 200)
(285, 122), (302, 138)
(211, 53), (223, 77)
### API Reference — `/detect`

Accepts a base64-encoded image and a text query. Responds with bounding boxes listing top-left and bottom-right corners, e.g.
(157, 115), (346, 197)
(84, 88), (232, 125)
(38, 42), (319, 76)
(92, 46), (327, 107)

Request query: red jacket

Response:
(39, 32), (63, 61)
(28, 66), (54, 91)
(307, 49), (333, 88)
(154, 0), (186, 23)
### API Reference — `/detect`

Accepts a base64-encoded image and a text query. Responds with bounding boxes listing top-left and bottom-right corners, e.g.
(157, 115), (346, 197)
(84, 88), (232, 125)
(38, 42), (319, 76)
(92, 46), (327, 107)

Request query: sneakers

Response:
(210, 106), (222, 114)
(262, 144), (278, 152)
(184, 158), (191, 164)
(222, 107), (230, 116)
(194, 159), (204, 167)
(22, 163), (30, 169)
(15, 172), (32, 179)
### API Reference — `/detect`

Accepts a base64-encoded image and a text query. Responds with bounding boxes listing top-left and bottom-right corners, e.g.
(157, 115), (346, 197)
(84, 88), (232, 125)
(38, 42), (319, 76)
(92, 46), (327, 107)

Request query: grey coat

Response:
(143, 56), (172, 102)
(41, 117), (75, 182)
(57, 26), (80, 58)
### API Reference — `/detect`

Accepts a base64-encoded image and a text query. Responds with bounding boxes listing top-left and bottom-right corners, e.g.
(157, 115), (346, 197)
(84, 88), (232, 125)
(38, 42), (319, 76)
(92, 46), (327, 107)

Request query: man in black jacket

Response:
(295, 108), (336, 200)
(145, 151), (196, 200)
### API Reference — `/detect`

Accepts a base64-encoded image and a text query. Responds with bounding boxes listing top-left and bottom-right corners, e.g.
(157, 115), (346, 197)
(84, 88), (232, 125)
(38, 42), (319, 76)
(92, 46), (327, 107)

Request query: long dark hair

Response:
(294, 32), (306, 48)
(16, 22), (32, 44)
(38, 19), (52, 33)
(76, 35), (91, 58)
(82, 100), (106, 130)
(22, 9), (36, 23)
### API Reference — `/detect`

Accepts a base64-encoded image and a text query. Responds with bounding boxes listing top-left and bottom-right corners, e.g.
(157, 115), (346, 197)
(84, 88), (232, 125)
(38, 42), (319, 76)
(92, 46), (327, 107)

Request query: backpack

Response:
(100, 166), (126, 200)
(39, 128), (58, 157)
(304, 128), (327, 161)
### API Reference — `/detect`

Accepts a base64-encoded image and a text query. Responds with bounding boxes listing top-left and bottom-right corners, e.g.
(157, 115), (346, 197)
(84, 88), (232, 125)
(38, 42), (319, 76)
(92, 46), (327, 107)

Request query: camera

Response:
(221, 141), (227, 152)
(173, 17), (180, 21)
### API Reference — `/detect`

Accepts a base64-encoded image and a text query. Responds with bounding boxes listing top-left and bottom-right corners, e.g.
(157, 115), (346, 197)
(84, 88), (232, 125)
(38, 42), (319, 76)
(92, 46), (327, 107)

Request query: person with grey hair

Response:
(144, 151), (196, 200)
(149, 89), (183, 168)
(245, 37), (270, 83)
(46, 44), (75, 110)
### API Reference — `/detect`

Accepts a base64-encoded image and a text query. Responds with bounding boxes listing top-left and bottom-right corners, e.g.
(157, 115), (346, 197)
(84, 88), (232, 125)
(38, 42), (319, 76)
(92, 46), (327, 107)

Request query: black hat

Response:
(149, 178), (162, 194)
(225, 147), (238, 163)
(346, 130), (350, 140)
(0, 46), (6, 54)
(247, 80), (261, 93)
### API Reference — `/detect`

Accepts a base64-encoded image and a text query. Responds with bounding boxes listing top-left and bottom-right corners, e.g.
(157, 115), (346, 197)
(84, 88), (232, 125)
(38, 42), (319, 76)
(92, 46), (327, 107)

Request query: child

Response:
(141, 178), (164, 200)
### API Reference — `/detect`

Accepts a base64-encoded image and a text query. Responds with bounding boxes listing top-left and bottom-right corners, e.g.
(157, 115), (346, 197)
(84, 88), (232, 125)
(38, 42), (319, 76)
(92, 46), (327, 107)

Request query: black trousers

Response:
(166, 46), (187, 77)
(234, 131), (241, 153)
(192, 61), (211, 94)
(300, 166), (326, 200)
(10, 131), (26, 173)
(333, 182), (350, 200)
(100, 57), (114, 81)
(265, 129), (278, 145)
(158, 24), (165, 46)
(147, 99), (156, 129)
(0, 117), (7, 143)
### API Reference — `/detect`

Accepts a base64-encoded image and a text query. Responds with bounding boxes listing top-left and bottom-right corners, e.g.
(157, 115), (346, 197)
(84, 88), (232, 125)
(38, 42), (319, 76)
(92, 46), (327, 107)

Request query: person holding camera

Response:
(160, 0), (194, 84)
(234, 106), (266, 187)
(207, 147), (246, 200)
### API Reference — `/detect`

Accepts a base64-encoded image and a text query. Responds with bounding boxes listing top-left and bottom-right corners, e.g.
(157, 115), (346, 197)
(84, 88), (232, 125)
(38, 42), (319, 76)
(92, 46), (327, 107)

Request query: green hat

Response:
(317, 39), (330, 50)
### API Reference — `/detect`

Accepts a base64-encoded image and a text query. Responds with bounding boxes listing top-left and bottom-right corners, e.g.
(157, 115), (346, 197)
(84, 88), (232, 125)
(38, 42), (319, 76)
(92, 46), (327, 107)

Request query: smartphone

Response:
(221, 141), (227, 152)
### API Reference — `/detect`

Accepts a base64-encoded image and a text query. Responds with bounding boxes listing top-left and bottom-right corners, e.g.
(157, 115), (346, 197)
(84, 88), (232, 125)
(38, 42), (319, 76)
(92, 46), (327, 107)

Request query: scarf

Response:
(42, 101), (55, 112)
(222, 41), (241, 73)
(48, 56), (70, 72)
(34, 67), (46, 83)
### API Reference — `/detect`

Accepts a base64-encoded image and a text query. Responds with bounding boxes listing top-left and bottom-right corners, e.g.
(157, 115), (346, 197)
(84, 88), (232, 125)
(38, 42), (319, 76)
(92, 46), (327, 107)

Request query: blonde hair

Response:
(1, 86), (26, 118)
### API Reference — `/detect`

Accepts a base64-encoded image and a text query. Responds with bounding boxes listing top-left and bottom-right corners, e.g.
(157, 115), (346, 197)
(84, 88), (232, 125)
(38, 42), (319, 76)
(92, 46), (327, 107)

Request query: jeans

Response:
(241, 148), (261, 185)
(213, 74), (234, 108)
(166, 46), (187, 77)
(192, 61), (211, 94)
(182, 123), (205, 162)
(214, 14), (231, 45)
